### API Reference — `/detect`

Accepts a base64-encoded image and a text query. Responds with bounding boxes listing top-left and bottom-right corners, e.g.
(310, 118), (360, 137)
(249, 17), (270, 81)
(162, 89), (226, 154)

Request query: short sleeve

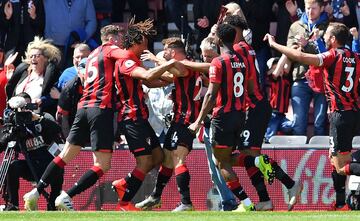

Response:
(209, 58), (222, 84)
(318, 49), (336, 68)
(119, 58), (140, 76)
(109, 46), (125, 60)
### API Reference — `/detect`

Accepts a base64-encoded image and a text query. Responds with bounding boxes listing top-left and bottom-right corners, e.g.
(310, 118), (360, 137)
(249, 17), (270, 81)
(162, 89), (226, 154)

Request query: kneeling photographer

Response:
(0, 92), (64, 211)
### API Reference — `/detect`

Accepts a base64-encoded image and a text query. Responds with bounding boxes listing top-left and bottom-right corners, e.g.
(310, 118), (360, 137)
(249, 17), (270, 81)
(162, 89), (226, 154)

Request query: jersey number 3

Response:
(341, 66), (354, 92)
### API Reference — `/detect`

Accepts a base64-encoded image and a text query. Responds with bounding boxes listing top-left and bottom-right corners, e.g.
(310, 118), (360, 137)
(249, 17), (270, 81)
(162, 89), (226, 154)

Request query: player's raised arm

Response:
(263, 34), (321, 66)
(130, 59), (176, 81)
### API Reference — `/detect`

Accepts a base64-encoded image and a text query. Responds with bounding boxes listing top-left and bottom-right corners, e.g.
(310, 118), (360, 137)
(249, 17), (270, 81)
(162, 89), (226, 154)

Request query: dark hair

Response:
(123, 18), (157, 49)
(216, 23), (236, 45)
(162, 37), (185, 53)
(100, 25), (122, 43)
(15, 92), (31, 100)
(327, 22), (350, 46)
(223, 15), (248, 30)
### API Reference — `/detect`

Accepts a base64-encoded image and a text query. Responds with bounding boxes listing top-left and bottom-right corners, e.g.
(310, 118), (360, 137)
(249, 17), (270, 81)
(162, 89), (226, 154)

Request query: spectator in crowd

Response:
(224, 2), (247, 21)
(264, 21), (360, 212)
(0, 92), (64, 211)
(350, 26), (360, 52)
(56, 44), (91, 91)
(92, 0), (112, 44)
(164, 0), (193, 42)
(5, 37), (61, 117)
(112, 0), (149, 23)
(193, 0), (222, 53)
(56, 58), (86, 139)
(23, 24), (124, 211)
(0, 2), (5, 53)
(328, 0), (350, 23)
(0, 0), (45, 66)
(239, 0), (275, 94)
(208, 2), (248, 40)
(42, 0), (96, 69)
(285, 0), (329, 136)
(344, 0), (360, 30)
(0, 52), (17, 118)
(265, 57), (293, 142)
(273, 0), (305, 47)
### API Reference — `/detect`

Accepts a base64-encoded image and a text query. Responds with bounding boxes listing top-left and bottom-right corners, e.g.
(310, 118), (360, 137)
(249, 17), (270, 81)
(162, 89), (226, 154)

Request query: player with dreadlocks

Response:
(112, 18), (186, 211)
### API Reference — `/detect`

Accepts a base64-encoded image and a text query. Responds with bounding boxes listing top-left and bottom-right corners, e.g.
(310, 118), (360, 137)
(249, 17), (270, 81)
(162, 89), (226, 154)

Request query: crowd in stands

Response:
(2, 0), (359, 140)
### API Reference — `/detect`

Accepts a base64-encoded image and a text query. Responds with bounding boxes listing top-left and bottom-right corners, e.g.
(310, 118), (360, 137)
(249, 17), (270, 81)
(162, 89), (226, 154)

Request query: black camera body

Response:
(3, 110), (33, 125)
(1, 103), (38, 146)
(3, 103), (38, 125)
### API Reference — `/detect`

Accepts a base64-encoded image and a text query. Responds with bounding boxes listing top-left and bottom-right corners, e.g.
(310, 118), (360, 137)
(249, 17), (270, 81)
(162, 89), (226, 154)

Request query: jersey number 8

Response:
(233, 72), (244, 97)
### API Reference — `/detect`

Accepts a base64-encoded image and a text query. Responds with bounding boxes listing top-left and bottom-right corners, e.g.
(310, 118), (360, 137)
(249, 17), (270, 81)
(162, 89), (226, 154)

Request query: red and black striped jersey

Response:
(78, 43), (124, 109)
(268, 74), (291, 113)
(209, 50), (249, 117)
(172, 68), (201, 125)
(233, 41), (264, 108)
(115, 50), (149, 122)
(318, 47), (360, 112)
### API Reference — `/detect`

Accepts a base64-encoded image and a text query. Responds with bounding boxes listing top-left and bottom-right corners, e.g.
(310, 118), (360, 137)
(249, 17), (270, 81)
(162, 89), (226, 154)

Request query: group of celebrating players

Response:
(19, 7), (360, 212)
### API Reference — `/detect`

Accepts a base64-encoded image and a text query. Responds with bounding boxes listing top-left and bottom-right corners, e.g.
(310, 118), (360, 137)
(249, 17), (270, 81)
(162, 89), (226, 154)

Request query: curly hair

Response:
(23, 36), (61, 66)
(216, 23), (236, 45)
(223, 15), (248, 31)
(123, 17), (157, 49)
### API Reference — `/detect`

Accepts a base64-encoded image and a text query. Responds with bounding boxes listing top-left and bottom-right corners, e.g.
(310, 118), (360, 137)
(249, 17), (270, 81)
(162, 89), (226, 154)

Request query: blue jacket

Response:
(300, 12), (328, 53)
(57, 66), (77, 90)
(43, 0), (96, 46)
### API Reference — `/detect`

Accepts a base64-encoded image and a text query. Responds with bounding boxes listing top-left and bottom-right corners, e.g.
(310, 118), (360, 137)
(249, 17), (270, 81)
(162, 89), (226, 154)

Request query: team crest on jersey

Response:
(124, 60), (136, 68)
(35, 123), (42, 133)
(146, 137), (151, 146)
(249, 50), (256, 56)
(209, 66), (216, 78)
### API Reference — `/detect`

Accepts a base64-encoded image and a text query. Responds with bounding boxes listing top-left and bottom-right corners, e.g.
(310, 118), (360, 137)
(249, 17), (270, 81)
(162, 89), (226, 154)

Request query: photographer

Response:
(0, 92), (63, 211)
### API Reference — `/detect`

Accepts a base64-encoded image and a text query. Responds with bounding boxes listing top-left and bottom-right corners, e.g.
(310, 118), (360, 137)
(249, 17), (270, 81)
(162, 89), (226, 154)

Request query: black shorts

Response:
(239, 99), (272, 150)
(164, 122), (195, 151)
(329, 110), (360, 155)
(67, 108), (114, 152)
(210, 111), (246, 148)
(118, 119), (160, 157)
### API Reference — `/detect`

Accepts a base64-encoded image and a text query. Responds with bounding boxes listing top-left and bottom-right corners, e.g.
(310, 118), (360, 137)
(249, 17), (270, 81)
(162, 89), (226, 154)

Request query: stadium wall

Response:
(0, 145), (353, 211)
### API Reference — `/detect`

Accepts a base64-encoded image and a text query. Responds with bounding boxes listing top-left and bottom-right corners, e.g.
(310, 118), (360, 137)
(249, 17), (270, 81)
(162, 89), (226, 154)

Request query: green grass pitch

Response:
(0, 211), (360, 221)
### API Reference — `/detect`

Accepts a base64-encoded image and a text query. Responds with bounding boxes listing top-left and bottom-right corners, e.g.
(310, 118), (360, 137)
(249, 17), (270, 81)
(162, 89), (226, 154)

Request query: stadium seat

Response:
(353, 136), (360, 145)
(308, 136), (330, 145)
(268, 135), (307, 145)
